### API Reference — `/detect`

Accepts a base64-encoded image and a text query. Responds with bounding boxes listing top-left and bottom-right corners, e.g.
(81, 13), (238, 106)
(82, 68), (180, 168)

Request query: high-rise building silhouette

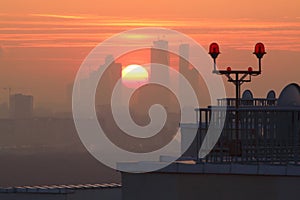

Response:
(9, 93), (33, 119)
(0, 102), (9, 118)
(149, 40), (171, 112)
(179, 44), (189, 71)
(96, 55), (122, 108)
(179, 43), (201, 106)
(179, 43), (190, 97)
(151, 40), (170, 84)
(151, 40), (169, 64)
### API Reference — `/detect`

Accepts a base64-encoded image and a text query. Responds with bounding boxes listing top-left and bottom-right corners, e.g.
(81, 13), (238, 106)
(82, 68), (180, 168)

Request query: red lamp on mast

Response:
(208, 42), (266, 103)
(253, 42), (266, 59)
(209, 42), (220, 71)
(253, 42), (266, 72)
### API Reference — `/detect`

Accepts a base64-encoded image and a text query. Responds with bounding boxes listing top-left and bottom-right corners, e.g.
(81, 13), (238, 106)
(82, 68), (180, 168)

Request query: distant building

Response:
(0, 102), (9, 118)
(179, 43), (202, 104)
(151, 40), (170, 84)
(149, 40), (171, 112)
(179, 43), (189, 71)
(73, 55), (122, 118)
(151, 40), (169, 64)
(96, 55), (122, 107)
(179, 44), (189, 98)
(9, 93), (33, 119)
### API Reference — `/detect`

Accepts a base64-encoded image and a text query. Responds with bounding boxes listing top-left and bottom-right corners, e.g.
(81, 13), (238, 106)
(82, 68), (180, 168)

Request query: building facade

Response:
(9, 93), (33, 119)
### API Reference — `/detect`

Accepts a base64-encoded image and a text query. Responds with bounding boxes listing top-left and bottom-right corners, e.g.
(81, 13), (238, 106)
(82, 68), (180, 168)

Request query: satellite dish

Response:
(242, 90), (253, 106)
(266, 90), (276, 105)
(277, 83), (300, 107)
(242, 90), (253, 100)
(267, 90), (276, 99)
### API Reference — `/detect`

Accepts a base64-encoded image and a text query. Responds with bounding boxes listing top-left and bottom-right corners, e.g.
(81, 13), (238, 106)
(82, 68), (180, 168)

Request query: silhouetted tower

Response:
(150, 40), (171, 110)
(151, 40), (170, 84)
(179, 43), (200, 101)
(179, 44), (189, 70)
(179, 43), (190, 82)
(9, 93), (33, 119)
(179, 43), (190, 100)
(151, 40), (169, 64)
(96, 55), (122, 108)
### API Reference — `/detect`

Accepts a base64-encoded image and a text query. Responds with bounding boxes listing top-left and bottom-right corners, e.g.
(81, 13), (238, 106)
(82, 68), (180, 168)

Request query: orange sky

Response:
(0, 0), (299, 112)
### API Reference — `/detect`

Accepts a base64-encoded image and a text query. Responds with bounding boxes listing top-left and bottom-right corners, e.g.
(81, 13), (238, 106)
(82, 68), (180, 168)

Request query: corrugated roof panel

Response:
(0, 183), (121, 194)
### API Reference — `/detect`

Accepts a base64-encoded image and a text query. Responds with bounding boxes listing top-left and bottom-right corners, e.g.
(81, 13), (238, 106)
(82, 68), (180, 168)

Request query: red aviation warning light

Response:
(253, 42), (266, 59)
(209, 43), (220, 59)
(208, 42), (267, 109)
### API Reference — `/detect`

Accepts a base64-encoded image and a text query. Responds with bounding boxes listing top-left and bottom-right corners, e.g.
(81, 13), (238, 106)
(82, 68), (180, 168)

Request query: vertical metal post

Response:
(235, 73), (241, 159)
(213, 58), (216, 71)
(235, 73), (240, 140)
(235, 73), (239, 108)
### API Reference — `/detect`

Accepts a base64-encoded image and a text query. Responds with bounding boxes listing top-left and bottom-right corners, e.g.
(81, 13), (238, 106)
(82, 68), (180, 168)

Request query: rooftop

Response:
(0, 183), (121, 194)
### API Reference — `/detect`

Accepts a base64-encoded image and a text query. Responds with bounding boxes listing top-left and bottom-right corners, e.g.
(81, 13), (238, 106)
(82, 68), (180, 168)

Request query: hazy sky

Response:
(0, 0), (299, 111)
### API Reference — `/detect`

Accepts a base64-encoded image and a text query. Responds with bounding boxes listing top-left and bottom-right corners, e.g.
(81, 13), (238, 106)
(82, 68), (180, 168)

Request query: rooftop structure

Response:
(183, 83), (300, 165)
(0, 183), (121, 200)
(179, 43), (300, 165)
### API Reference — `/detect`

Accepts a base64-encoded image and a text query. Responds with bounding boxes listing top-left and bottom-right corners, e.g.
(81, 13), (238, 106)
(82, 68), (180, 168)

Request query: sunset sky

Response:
(0, 0), (299, 112)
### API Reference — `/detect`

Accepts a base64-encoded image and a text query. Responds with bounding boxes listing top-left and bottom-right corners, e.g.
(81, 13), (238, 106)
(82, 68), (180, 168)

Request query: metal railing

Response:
(192, 107), (300, 165)
(217, 98), (277, 107)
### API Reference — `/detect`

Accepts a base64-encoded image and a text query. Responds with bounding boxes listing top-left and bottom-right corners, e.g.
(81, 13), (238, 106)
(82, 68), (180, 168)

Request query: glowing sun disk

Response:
(122, 64), (149, 88)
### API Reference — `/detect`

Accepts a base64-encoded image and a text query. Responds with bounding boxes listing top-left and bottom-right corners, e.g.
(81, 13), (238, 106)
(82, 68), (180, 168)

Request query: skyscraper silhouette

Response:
(150, 40), (171, 112)
(9, 93), (33, 119)
(151, 40), (170, 85)
(96, 55), (122, 109)
(179, 44), (201, 106)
